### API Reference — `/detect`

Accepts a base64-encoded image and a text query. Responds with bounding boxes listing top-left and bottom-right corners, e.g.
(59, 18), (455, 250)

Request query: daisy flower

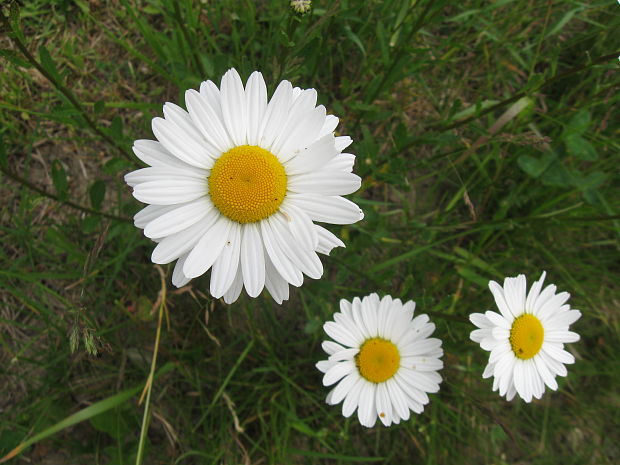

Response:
(470, 272), (582, 402)
(316, 294), (443, 428)
(125, 69), (363, 304)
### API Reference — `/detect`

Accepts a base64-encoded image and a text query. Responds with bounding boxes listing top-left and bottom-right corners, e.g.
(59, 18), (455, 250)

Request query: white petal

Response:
(544, 309), (581, 329)
(144, 198), (212, 239)
(542, 342), (575, 364)
(279, 203), (318, 251)
(134, 204), (177, 229)
(315, 225), (345, 255)
(125, 165), (206, 188)
(151, 212), (218, 264)
(329, 372), (360, 406)
(285, 133), (340, 175)
(335, 136), (352, 151)
(361, 296), (379, 337)
(183, 217), (233, 278)
(288, 170), (361, 196)
(532, 283), (558, 316)
(492, 327), (510, 340)
(488, 280), (515, 321)
(133, 139), (196, 170)
(287, 193), (364, 224)
(342, 377), (365, 418)
(269, 214), (323, 279)
(316, 360), (336, 373)
(397, 368), (440, 393)
(533, 354), (558, 390)
(323, 153), (356, 173)
(513, 361), (530, 402)
(162, 102), (210, 146)
(171, 254), (191, 288)
(400, 338), (442, 357)
(323, 321), (359, 348)
(245, 71), (268, 145)
(489, 341), (512, 364)
(132, 177), (208, 205)
(322, 340), (345, 355)
(538, 291), (571, 321)
(264, 251), (290, 304)
(485, 310), (511, 329)
(220, 68), (247, 146)
(503, 274), (526, 318)
(260, 218), (304, 286)
(323, 360), (355, 386)
(375, 382), (393, 426)
(185, 89), (233, 152)
(240, 223), (266, 297)
(471, 314), (494, 333)
(318, 114), (339, 138)
(386, 378), (411, 420)
(357, 382), (377, 428)
(210, 222), (241, 298)
(152, 117), (214, 169)
(260, 80), (293, 150)
(199, 80), (222, 117)
(275, 105), (327, 163)
(328, 348), (359, 362)
(223, 265), (244, 304)
(525, 271), (546, 312)
(470, 329), (489, 345)
(544, 330), (580, 343)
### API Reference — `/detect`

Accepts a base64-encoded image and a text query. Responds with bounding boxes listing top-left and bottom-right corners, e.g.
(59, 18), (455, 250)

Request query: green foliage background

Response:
(1, 0), (619, 463)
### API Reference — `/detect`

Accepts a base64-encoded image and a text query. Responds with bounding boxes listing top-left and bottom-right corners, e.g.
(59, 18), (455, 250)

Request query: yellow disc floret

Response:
(510, 314), (544, 360)
(356, 338), (401, 383)
(208, 145), (287, 223)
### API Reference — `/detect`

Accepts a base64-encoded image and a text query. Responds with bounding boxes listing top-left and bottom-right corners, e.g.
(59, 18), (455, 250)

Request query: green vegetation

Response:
(1, 0), (619, 463)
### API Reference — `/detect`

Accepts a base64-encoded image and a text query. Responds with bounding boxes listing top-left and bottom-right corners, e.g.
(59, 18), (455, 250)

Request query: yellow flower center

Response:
(356, 338), (400, 383)
(509, 314), (544, 360)
(208, 145), (287, 223)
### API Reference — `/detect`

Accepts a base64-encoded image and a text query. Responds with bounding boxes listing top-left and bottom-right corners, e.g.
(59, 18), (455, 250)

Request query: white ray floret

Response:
(316, 293), (444, 428)
(470, 271), (582, 402)
(126, 69), (364, 304)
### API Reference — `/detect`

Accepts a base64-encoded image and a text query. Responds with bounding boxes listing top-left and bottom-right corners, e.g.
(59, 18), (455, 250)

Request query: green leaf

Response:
(564, 108), (590, 136)
(89, 407), (130, 439)
(540, 160), (571, 187)
(0, 134), (7, 170)
(517, 152), (555, 178)
(51, 160), (68, 201)
(93, 100), (105, 114)
(344, 25), (366, 57)
(565, 134), (598, 160)
(0, 363), (175, 463)
(103, 157), (130, 175)
(110, 116), (123, 140)
(89, 180), (106, 209)
(0, 48), (32, 68)
(571, 171), (607, 190)
(456, 266), (489, 287)
(38, 45), (62, 84)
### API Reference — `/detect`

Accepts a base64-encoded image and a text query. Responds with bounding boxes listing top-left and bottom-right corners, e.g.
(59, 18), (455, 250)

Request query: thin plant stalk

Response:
(135, 266), (168, 465)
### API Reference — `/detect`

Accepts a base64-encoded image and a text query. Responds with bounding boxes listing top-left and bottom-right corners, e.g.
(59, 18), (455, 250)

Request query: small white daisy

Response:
(470, 272), (582, 402)
(316, 294), (443, 428)
(125, 69), (364, 304)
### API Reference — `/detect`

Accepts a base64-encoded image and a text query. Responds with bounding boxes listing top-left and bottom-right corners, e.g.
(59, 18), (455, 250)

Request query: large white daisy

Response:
(316, 294), (443, 428)
(470, 272), (582, 402)
(125, 69), (364, 304)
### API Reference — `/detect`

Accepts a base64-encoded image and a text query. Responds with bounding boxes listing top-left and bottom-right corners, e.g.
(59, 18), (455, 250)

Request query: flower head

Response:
(316, 294), (443, 427)
(470, 272), (581, 402)
(290, 0), (312, 14)
(125, 69), (363, 304)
